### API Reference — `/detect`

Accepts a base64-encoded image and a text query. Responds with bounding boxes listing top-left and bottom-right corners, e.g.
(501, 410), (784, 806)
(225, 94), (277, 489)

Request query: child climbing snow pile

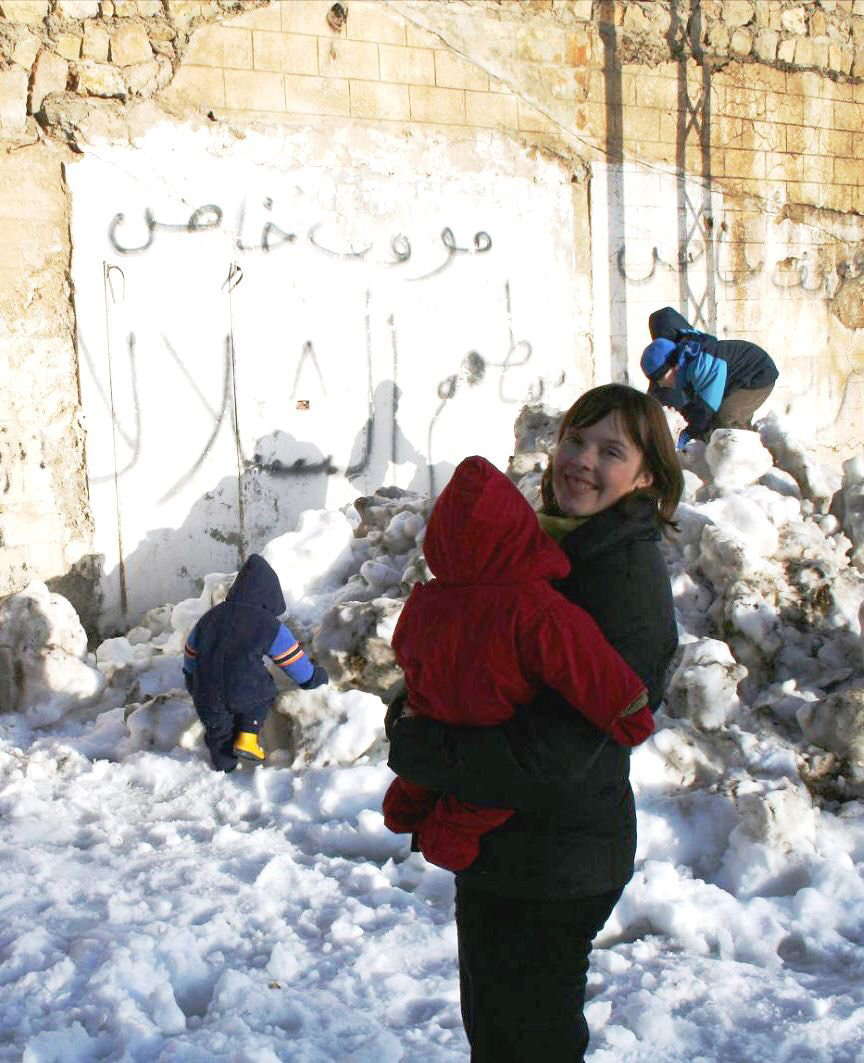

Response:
(183, 553), (328, 772)
(383, 455), (654, 871)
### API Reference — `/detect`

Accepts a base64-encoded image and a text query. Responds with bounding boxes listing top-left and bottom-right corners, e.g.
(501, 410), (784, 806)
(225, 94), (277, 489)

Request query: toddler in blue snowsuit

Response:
(183, 554), (328, 771)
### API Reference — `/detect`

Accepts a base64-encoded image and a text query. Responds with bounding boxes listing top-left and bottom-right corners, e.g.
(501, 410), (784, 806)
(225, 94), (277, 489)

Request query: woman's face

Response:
(552, 411), (653, 518)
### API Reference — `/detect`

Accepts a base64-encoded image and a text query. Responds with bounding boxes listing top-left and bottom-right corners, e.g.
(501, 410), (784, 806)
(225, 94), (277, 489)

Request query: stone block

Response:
(409, 84), (465, 125)
(12, 31), (41, 71)
(800, 153), (834, 184)
(810, 9), (827, 36)
(113, 0), (140, 13)
(622, 3), (651, 32)
(283, 72), (350, 116)
(347, 0), (406, 45)
(349, 79), (409, 120)
(57, 0), (100, 17)
(753, 29), (779, 62)
(110, 22), (153, 66)
(766, 149), (803, 181)
(856, 47), (864, 78)
(136, 0), (165, 14)
(224, 68), (285, 111)
(184, 26), (253, 69)
(281, 0), (331, 36)
(32, 51), (70, 112)
(725, 0), (755, 26)
(253, 31), (318, 75)
(634, 74), (677, 110)
(126, 57), (170, 96)
(161, 63), (225, 109)
(834, 99), (863, 131)
(379, 44), (435, 86)
(434, 50), (488, 91)
(781, 6), (807, 34)
(730, 28), (753, 56)
(624, 104), (660, 141)
(566, 28), (591, 67)
(0, 68), (29, 131)
(765, 89), (803, 124)
(514, 26), (567, 63)
(0, 143), (66, 222)
(724, 148), (765, 178)
(318, 37), (379, 80)
(822, 128), (852, 155)
(406, 23), (441, 49)
(74, 59), (126, 97)
(465, 89), (518, 130)
(0, 0), (48, 25)
(56, 34), (82, 60)
(777, 38), (797, 64)
(517, 100), (558, 133)
(82, 22), (110, 61)
(829, 44), (854, 73)
(785, 124), (818, 154)
(228, 3), (281, 30)
(834, 156), (862, 184)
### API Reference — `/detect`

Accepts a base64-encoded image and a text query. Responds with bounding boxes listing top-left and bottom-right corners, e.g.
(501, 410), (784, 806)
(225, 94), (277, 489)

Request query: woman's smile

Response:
(552, 411), (652, 517)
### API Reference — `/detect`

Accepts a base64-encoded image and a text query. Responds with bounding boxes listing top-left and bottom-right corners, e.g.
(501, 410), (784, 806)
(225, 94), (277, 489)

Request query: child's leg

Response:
(233, 708), (267, 763)
(194, 703), (238, 773)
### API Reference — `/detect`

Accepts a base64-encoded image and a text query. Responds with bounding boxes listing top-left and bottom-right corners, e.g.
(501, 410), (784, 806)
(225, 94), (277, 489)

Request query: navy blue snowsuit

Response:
(184, 554), (313, 772)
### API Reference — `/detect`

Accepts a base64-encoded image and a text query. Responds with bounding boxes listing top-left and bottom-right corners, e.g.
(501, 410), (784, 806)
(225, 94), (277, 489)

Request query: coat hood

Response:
(423, 456), (570, 585)
(649, 306), (692, 341)
(226, 553), (286, 615)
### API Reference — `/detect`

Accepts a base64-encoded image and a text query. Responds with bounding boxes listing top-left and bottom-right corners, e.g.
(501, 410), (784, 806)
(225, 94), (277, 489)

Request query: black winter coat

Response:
(387, 494), (678, 900)
(191, 554), (285, 714)
(648, 306), (778, 394)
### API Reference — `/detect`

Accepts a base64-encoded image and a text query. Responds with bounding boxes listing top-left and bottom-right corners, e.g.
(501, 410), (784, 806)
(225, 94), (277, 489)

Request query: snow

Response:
(2, 420), (864, 1060)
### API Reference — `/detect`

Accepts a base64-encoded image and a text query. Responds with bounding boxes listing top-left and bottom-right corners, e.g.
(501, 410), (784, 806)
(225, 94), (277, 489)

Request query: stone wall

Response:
(0, 0), (863, 631)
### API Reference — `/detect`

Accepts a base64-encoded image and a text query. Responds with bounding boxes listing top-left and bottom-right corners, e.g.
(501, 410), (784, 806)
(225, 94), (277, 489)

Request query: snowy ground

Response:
(2, 416), (864, 1062)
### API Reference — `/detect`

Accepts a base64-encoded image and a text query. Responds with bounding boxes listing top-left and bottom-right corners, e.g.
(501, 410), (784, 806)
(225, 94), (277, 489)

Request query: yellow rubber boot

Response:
(234, 731), (266, 763)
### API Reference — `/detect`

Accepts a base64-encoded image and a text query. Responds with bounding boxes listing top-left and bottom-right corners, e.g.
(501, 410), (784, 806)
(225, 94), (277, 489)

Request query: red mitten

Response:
(610, 704), (655, 747)
(382, 777), (439, 834)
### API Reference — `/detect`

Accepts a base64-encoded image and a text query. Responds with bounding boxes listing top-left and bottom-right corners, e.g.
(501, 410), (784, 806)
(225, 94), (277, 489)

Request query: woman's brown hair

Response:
(540, 383), (683, 528)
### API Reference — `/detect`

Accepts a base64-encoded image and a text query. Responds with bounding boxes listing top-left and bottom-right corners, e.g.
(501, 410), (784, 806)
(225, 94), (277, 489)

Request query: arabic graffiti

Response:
(614, 232), (864, 297)
(107, 201), (493, 281)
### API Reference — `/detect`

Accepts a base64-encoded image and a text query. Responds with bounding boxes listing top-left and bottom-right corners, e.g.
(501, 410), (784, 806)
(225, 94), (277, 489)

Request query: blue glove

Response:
(676, 429), (691, 451)
(183, 670), (194, 696)
(299, 665), (329, 690)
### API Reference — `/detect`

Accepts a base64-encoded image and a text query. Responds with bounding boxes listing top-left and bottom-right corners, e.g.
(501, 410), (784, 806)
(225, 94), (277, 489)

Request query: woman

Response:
(386, 383), (683, 1062)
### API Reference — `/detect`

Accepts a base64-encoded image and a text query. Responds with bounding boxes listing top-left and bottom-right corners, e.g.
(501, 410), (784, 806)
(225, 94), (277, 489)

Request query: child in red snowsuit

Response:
(382, 455), (653, 871)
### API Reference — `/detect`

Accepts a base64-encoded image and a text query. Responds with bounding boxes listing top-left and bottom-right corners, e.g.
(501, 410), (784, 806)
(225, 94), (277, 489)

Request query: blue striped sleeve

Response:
(268, 623), (314, 685)
(183, 623), (199, 674)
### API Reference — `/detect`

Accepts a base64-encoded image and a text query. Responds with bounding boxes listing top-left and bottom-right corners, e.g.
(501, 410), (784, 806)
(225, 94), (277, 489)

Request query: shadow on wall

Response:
(92, 387), (448, 636)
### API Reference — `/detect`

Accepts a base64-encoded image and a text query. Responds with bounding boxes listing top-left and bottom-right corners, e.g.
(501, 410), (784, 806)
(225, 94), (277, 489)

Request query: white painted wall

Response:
(69, 124), (586, 628)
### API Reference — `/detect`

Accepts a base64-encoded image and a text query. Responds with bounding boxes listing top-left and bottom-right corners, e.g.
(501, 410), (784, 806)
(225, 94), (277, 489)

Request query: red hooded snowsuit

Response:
(382, 455), (653, 871)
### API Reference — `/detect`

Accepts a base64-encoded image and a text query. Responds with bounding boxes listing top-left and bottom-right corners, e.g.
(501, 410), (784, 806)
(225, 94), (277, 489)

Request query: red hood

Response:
(423, 456), (570, 585)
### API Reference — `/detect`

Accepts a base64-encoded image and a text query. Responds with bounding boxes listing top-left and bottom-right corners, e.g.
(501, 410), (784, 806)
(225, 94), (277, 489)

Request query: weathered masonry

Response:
(1, 0), (863, 632)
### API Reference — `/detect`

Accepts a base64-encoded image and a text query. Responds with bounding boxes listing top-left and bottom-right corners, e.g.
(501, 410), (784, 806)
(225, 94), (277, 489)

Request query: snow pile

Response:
(0, 582), (105, 726)
(1, 412), (864, 1059)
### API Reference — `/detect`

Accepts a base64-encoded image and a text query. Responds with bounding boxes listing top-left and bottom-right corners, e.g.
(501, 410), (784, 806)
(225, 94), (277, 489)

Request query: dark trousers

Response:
(455, 881), (623, 1063)
(195, 703), (267, 773)
(715, 383), (775, 429)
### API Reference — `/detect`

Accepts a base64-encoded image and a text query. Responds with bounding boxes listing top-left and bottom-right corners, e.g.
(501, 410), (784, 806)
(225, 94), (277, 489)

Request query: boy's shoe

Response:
(234, 731), (265, 763)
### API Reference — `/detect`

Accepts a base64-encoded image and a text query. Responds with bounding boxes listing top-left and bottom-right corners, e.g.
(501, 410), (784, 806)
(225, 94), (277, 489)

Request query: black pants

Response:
(455, 881), (623, 1063)
(195, 703), (266, 773)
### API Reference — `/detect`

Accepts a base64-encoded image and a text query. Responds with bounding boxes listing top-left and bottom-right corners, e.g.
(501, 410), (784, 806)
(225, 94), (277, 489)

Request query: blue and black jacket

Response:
(648, 306), (778, 437)
(183, 554), (313, 714)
